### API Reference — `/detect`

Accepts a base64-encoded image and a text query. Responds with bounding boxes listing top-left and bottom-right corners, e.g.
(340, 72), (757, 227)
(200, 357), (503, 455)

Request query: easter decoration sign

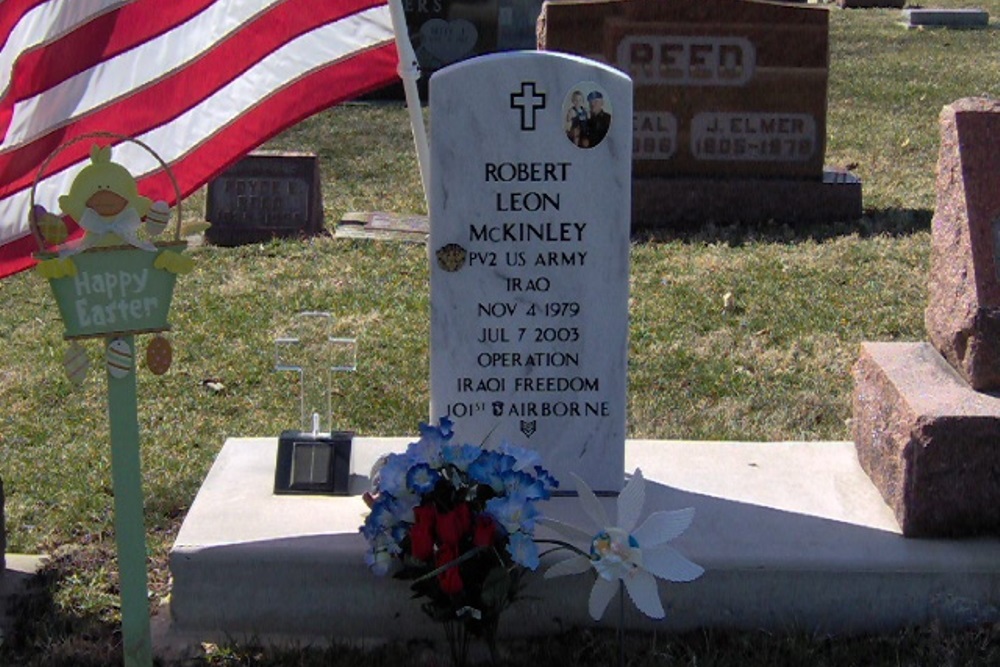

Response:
(29, 134), (194, 667)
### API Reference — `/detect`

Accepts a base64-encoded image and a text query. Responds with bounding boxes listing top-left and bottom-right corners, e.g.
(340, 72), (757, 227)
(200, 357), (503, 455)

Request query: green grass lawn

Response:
(2, 2), (1000, 665)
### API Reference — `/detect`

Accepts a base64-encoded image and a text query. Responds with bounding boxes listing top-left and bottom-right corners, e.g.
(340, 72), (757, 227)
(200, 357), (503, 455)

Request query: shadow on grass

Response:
(0, 545), (144, 667)
(634, 207), (932, 247)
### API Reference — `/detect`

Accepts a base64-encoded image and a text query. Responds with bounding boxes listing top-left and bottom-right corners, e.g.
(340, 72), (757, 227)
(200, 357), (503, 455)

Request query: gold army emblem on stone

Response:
(436, 243), (467, 272)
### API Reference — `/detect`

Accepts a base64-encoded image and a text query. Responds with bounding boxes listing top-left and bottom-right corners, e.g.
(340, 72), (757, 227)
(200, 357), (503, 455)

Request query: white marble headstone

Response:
(429, 51), (632, 493)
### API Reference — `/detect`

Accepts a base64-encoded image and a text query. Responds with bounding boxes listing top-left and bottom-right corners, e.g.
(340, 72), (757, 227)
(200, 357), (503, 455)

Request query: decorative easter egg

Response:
(145, 200), (171, 238)
(34, 205), (68, 245)
(146, 335), (173, 375)
(106, 338), (134, 379)
(62, 342), (90, 385)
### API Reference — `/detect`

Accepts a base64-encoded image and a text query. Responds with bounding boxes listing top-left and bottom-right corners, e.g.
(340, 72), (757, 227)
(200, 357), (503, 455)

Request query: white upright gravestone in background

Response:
(429, 51), (632, 493)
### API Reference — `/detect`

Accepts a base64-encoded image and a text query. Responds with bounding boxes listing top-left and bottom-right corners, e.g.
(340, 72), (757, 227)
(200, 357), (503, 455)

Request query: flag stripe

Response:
(5, 5), (395, 210)
(0, 0), (399, 278)
(0, 1), (128, 106)
(0, 0), (387, 196)
(0, 0), (54, 52)
(0, 0), (216, 141)
(3, 0), (282, 150)
(1, 43), (398, 276)
(137, 41), (399, 204)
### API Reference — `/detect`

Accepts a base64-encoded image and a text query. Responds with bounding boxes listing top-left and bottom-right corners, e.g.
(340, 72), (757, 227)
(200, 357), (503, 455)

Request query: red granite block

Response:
(853, 341), (1000, 537)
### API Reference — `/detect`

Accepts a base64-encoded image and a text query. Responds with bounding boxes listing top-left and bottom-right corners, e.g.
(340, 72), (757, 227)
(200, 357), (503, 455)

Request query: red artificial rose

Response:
(410, 504), (437, 561)
(472, 513), (496, 548)
(436, 543), (464, 595)
(436, 502), (472, 546)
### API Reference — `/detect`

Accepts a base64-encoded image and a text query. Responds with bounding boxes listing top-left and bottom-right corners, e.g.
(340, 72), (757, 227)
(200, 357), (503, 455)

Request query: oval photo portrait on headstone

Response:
(562, 82), (612, 149)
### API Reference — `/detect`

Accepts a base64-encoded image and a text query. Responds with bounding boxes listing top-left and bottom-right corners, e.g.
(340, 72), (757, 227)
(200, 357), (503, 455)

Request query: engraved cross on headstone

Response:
(275, 311), (357, 436)
(510, 81), (546, 131)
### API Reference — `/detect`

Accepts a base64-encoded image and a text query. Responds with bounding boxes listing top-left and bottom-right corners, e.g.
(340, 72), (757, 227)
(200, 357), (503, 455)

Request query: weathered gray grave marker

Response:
(838, 0), (904, 8)
(205, 151), (322, 246)
(403, 0), (545, 80)
(903, 8), (989, 29)
(429, 51), (631, 493)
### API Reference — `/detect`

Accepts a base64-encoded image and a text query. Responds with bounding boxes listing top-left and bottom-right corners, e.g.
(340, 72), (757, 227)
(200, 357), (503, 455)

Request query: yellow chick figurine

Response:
(58, 144), (156, 253)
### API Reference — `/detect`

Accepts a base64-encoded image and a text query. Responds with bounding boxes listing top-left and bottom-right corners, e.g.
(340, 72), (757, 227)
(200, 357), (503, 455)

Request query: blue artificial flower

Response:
(500, 469), (548, 500)
(438, 416), (455, 438)
(499, 441), (542, 472)
(377, 452), (415, 498)
(533, 465), (559, 494)
(467, 452), (499, 489)
(507, 531), (540, 570)
(485, 493), (540, 534)
(382, 492), (417, 525)
(390, 523), (409, 546)
(360, 426), (558, 583)
(365, 499), (396, 533)
(364, 528), (404, 576)
(442, 443), (483, 472)
(468, 451), (516, 492)
(360, 516), (382, 542)
(410, 418), (454, 467)
(406, 462), (441, 494)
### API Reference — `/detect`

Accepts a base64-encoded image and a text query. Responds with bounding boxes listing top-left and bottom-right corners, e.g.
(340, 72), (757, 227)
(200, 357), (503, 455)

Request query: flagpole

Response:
(387, 0), (430, 209)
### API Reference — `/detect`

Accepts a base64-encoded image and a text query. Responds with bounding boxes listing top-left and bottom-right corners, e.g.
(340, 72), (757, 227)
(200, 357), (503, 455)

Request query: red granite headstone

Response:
(924, 98), (1000, 391)
(538, 0), (829, 179)
(853, 98), (1000, 538)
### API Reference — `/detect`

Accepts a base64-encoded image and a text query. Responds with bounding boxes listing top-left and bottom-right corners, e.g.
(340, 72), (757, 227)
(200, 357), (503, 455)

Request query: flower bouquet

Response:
(360, 418), (558, 665)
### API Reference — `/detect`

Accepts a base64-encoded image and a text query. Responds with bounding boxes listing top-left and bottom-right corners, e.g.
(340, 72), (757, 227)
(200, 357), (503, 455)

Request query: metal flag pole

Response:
(387, 0), (430, 209)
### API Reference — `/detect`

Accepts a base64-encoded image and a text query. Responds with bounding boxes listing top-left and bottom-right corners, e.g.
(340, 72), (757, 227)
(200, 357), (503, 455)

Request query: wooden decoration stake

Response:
(106, 334), (153, 666)
(29, 133), (195, 667)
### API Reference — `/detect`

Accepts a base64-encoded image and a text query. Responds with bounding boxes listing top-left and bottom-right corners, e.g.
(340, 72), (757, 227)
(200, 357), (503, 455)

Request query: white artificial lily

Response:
(543, 468), (703, 620)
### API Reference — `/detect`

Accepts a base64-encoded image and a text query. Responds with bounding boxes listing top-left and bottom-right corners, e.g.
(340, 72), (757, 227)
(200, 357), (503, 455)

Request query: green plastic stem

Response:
(106, 334), (153, 667)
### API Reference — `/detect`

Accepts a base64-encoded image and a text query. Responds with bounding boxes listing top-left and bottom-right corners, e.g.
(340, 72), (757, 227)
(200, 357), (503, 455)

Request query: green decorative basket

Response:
(39, 242), (186, 339)
(30, 133), (186, 340)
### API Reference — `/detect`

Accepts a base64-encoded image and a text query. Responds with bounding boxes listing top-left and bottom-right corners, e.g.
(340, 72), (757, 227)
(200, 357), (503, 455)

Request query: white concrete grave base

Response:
(166, 437), (1000, 646)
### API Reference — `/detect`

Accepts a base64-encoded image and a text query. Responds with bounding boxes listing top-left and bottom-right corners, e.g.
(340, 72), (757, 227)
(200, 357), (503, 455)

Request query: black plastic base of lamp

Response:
(273, 431), (353, 495)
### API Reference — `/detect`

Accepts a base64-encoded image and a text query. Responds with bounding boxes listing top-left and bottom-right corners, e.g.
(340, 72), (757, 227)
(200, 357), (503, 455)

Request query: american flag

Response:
(0, 0), (399, 277)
